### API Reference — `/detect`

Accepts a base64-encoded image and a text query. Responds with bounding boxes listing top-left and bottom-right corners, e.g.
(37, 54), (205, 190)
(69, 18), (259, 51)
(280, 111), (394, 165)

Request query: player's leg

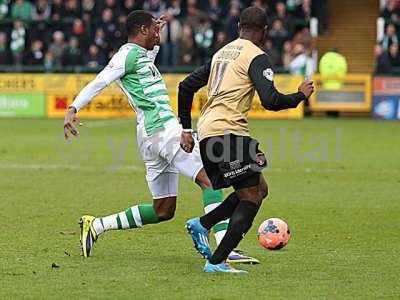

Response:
(167, 138), (229, 246)
(172, 144), (259, 263)
(92, 172), (179, 235)
(186, 134), (267, 272)
(79, 172), (179, 258)
(203, 174), (268, 265)
(193, 169), (229, 245)
(79, 148), (179, 257)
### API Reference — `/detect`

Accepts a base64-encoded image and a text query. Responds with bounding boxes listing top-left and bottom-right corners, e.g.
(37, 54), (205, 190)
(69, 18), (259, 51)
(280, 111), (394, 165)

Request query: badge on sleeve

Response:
(263, 68), (274, 81)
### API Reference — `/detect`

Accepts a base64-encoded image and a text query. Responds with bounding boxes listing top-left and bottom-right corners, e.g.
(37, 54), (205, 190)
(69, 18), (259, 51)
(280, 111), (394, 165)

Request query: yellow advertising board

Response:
(0, 73), (303, 119)
(309, 74), (372, 112)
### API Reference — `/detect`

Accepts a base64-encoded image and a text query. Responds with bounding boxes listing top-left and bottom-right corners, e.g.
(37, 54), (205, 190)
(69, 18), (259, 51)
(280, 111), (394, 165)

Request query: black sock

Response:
(209, 200), (260, 265)
(200, 192), (239, 230)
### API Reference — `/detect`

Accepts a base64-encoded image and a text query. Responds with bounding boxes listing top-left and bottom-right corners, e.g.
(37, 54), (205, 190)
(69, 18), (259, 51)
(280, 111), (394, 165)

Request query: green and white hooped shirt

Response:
(71, 43), (175, 136)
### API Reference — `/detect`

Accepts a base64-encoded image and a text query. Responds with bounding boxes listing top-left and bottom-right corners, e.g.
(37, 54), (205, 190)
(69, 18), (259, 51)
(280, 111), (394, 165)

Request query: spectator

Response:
(179, 24), (195, 65)
(252, 0), (268, 13)
(292, 26), (313, 50)
(208, 0), (223, 29)
(82, 0), (96, 23)
(268, 19), (289, 51)
(0, 0), (9, 20)
(0, 0), (314, 71)
(121, 0), (144, 15)
(389, 43), (400, 68)
(10, 19), (26, 65)
(288, 43), (313, 76)
(380, 0), (400, 24)
(71, 18), (88, 48)
(264, 39), (282, 67)
(94, 28), (109, 53)
(11, 0), (32, 22)
(214, 31), (228, 51)
(282, 40), (292, 70)
(381, 23), (398, 51)
(0, 32), (9, 65)
(44, 50), (55, 71)
(102, 0), (121, 16)
(143, 0), (166, 18)
(168, 0), (181, 18)
(273, 1), (292, 30)
(375, 43), (400, 74)
(48, 31), (66, 67)
(185, 0), (207, 29)
(63, 0), (82, 21)
(51, 0), (64, 22)
(63, 36), (82, 66)
(99, 8), (117, 44)
(160, 11), (181, 66)
(225, 2), (240, 41)
(25, 39), (45, 65)
(194, 16), (214, 64)
(294, 0), (312, 22)
(84, 44), (106, 70)
(374, 44), (391, 74)
(114, 15), (127, 48)
(32, 0), (51, 22)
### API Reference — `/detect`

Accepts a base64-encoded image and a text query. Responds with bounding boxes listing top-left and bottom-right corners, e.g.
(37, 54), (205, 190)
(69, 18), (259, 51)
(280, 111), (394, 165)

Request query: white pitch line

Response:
(0, 163), (142, 172)
(0, 164), (397, 174)
(85, 119), (134, 128)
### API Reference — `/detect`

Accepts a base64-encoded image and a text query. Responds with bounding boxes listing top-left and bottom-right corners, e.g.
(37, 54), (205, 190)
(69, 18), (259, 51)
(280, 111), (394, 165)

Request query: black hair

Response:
(126, 10), (154, 37)
(239, 7), (268, 30)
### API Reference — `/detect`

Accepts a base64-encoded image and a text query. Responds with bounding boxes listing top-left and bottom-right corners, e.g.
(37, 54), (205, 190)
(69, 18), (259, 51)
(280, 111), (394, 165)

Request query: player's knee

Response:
(229, 210), (253, 234)
(259, 184), (268, 200)
(195, 169), (213, 189)
(156, 206), (176, 221)
(154, 197), (176, 222)
(259, 177), (269, 200)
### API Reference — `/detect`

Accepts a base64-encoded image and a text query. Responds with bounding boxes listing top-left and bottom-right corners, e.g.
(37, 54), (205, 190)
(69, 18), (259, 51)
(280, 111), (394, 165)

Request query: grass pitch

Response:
(0, 118), (399, 299)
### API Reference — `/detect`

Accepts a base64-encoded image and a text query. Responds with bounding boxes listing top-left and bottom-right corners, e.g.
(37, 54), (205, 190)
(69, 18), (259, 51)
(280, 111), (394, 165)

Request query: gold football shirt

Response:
(197, 38), (264, 140)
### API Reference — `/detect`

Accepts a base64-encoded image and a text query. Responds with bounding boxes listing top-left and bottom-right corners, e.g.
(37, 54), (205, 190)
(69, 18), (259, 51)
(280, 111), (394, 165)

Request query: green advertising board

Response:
(0, 93), (45, 117)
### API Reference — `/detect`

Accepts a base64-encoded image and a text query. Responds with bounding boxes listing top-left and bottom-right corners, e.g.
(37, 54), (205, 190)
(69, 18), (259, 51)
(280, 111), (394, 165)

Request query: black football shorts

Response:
(199, 134), (267, 190)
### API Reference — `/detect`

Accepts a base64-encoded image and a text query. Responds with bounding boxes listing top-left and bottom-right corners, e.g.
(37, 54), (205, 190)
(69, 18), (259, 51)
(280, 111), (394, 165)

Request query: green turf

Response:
(0, 118), (399, 299)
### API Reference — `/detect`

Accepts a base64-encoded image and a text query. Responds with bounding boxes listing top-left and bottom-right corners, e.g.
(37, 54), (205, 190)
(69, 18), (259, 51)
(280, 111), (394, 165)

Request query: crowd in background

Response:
(375, 0), (400, 73)
(0, 0), (316, 73)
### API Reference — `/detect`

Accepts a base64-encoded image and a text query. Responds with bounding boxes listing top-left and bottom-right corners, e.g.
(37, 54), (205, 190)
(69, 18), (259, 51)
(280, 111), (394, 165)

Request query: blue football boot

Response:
(185, 217), (212, 259)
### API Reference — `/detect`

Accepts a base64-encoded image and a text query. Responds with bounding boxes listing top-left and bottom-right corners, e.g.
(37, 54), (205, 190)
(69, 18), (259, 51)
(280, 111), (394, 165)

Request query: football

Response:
(257, 218), (291, 250)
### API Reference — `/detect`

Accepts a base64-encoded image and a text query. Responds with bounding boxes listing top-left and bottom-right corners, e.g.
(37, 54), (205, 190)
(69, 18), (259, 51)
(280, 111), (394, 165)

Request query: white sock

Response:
(214, 229), (226, 245)
(93, 213), (119, 235)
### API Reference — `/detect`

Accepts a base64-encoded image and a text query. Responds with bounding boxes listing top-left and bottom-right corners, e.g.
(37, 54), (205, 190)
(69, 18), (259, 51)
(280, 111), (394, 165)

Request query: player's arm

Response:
(248, 54), (314, 111)
(178, 61), (211, 152)
(64, 57), (125, 139)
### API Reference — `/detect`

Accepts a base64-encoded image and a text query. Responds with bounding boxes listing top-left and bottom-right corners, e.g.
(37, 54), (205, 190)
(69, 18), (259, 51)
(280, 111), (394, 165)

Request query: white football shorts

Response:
(136, 119), (203, 199)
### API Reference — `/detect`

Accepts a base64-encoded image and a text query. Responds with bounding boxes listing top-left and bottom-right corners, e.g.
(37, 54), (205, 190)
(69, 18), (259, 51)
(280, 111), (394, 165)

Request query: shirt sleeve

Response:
(178, 61), (211, 129)
(70, 53), (126, 112)
(248, 54), (306, 111)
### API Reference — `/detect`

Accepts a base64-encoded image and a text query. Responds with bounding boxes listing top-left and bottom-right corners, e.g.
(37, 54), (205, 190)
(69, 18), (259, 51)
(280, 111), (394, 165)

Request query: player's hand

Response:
(64, 107), (80, 140)
(180, 131), (195, 153)
(298, 80), (315, 99)
(156, 15), (167, 31)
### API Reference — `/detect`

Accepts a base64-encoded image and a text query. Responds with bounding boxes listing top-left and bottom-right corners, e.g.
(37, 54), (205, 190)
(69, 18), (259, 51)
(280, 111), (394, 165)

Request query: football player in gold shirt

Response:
(179, 7), (314, 273)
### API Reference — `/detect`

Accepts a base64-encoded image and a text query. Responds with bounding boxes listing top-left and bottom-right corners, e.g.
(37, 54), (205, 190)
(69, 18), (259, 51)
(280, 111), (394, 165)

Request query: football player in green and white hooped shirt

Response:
(63, 10), (258, 264)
